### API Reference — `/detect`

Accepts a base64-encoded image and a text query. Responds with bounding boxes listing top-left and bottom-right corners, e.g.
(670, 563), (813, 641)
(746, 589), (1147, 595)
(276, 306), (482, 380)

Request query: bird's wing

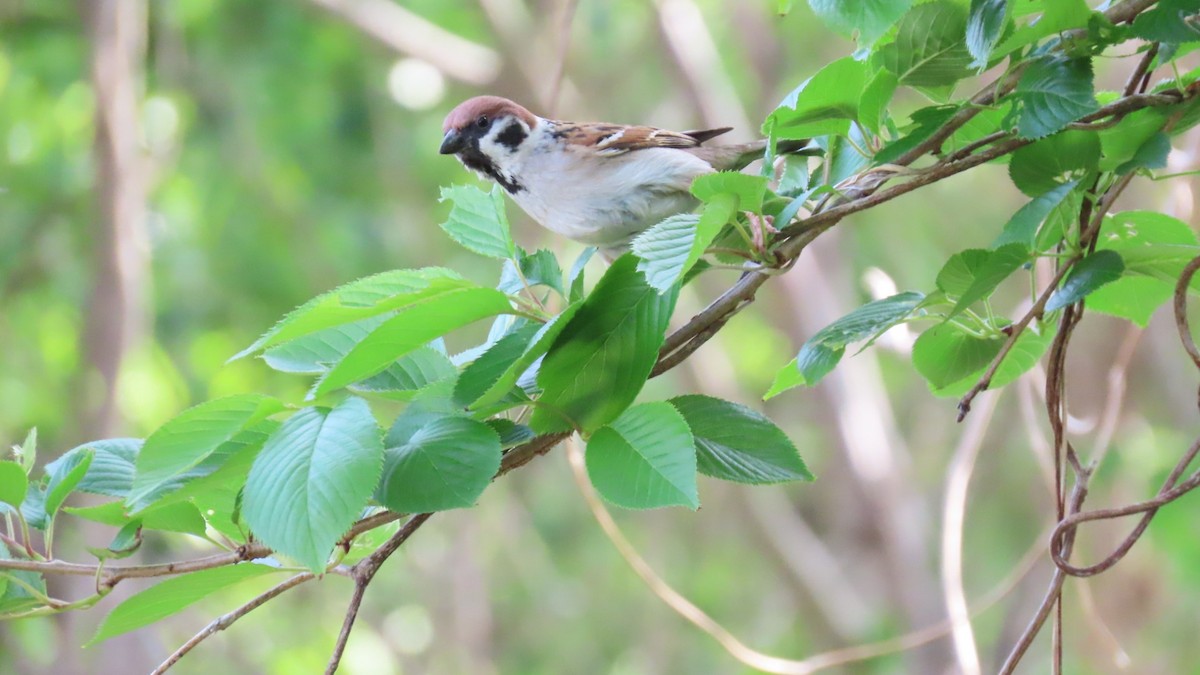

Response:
(558, 123), (734, 157)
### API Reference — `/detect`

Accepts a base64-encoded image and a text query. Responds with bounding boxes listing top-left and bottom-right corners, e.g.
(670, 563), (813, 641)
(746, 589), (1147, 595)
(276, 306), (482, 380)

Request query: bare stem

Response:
(152, 572), (316, 675)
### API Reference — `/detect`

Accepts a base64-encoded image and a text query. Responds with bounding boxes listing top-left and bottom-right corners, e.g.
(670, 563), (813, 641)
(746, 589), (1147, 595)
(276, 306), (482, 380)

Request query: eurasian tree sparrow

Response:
(440, 96), (803, 256)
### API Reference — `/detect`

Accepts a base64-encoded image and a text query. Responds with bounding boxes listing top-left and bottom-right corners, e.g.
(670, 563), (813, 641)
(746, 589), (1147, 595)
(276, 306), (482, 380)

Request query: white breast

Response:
(505, 130), (715, 249)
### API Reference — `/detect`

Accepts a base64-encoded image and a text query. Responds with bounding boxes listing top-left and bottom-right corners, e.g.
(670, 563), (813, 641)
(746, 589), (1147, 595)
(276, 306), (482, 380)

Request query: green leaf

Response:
(66, 500), (207, 537)
(1008, 129), (1100, 197)
(234, 268), (470, 358)
(1087, 276), (1175, 327)
(796, 342), (844, 385)
(586, 402), (697, 510)
(632, 215), (703, 293)
(88, 564), (279, 646)
(807, 0), (912, 46)
(790, 292), (924, 387)
(261, 314), (392, 374)
(375, 417), (501, 513)
(936, 250), (990, 297)
(486, 419), (536, 448)
(875, 104), (960, 164)
(1013, 56), (1099, 139)
(633, 193), (737, 294)
(531, 255), (678, 433)
(0, 547), (46, 615)
(1035, 190), (1084, 252)
(312, 287), (513, 397)
(967, 0), (1008, 68)
(438, 184), (516, 259)
(1095, 211), (1200, 283)
(670, 395), (812, 484)
(146, 422), (276, 528)
(1131, 0), (1200, 44)
(912, 324), (1004, 390)
(383, 385), (461, 449)
(128, 395), (281, 510)
(879, 1), (974, 88)
(994, 0), (1092, 56)
(19, 486), (46, 530)
(43, 439), (141, 499)
(348, 347), (458, 399)
(1115, 132), (1171, 175)
(859, 70), (898, 135)
(691, 173), (768, 213)
(931, 323), (1055, 397)
(945, 244), (1032, 318)
(44, 449), (93, 519)
(764, 358), (805, 400)
(1046, 250), (1125, 311)
(568, 247), (596, 303)
(498, 248), (564, 297)
(766, 57), (871, 139)
(469, 303), (583, 410)
(454, 323), (541, 407)
(0, 547), (45, 614)
(994, 179), (1081, 248)
(243, 397), (384, 572)
(1099, 108), (1168, 171)
(86, 520), (143, 560)
(0, 462), (27, 509)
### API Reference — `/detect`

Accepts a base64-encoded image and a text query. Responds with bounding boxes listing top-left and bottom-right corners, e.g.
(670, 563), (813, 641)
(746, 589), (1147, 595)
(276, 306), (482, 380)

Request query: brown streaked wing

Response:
(559, 124), (717, 156)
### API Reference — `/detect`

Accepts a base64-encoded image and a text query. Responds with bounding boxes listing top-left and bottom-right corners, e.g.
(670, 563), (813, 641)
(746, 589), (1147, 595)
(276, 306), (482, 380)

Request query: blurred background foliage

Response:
(1, 0), (1199, 673)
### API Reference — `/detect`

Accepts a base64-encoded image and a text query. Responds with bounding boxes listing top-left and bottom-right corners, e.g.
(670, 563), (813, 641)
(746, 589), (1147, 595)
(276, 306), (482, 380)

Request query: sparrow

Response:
(440, 95), (805, 256)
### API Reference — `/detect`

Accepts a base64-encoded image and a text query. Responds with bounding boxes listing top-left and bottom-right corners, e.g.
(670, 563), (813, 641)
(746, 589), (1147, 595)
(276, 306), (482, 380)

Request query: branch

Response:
(325, 513), (433, 675)
(998, 469), (1091, 675)
(1043, 256), (1200, 577)
(151, 572), (316, 675)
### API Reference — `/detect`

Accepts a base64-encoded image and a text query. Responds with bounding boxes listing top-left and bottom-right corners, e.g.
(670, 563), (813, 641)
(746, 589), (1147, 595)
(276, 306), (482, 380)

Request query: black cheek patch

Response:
(460, 145), (525, 194)
(495, 122), (527, 151)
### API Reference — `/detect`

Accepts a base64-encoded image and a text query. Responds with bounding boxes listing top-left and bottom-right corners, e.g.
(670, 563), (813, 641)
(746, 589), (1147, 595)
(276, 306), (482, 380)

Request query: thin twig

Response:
(1050, 438), (1200, 577)
(1123, 43), (1160, 98)
(325, 513), (433, 675)
(998, 468), (1091, 675)
(152, 572), (316, 675)
(1173, 256), (1200, 369)
(570, 433), (1050, 674)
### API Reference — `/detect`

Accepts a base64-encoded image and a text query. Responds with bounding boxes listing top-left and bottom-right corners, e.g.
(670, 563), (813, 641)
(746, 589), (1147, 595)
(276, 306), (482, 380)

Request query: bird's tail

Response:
(776, 137), (814, 155)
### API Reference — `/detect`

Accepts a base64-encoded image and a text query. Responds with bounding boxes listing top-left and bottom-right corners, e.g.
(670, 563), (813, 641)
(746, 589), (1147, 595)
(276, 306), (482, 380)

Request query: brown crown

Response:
(442, 96), (539, 133)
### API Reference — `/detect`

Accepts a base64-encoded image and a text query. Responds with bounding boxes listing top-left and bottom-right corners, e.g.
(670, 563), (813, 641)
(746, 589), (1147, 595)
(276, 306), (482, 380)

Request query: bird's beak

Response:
(439, 129), (463, 155)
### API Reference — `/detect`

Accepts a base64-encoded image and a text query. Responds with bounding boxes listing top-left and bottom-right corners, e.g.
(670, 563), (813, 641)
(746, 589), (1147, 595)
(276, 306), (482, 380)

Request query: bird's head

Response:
(440, 95), (539, 157)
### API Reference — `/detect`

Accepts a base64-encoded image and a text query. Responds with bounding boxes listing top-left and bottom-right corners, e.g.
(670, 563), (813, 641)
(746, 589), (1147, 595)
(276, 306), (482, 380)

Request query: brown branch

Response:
(325, 513), (433, 675)
(1173, 256), (1200, 370)
(1123, 43), (1160, 98)
(151, 572), (316, 675)
(1043, 255), (1200, 577)
(998, 467), (1091, 675)
(1049, 441), (1200, 576)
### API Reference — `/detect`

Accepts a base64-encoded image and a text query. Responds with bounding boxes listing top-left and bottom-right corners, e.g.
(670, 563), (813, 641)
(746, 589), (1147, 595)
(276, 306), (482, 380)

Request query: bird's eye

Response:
(476, 115), (490, 129)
